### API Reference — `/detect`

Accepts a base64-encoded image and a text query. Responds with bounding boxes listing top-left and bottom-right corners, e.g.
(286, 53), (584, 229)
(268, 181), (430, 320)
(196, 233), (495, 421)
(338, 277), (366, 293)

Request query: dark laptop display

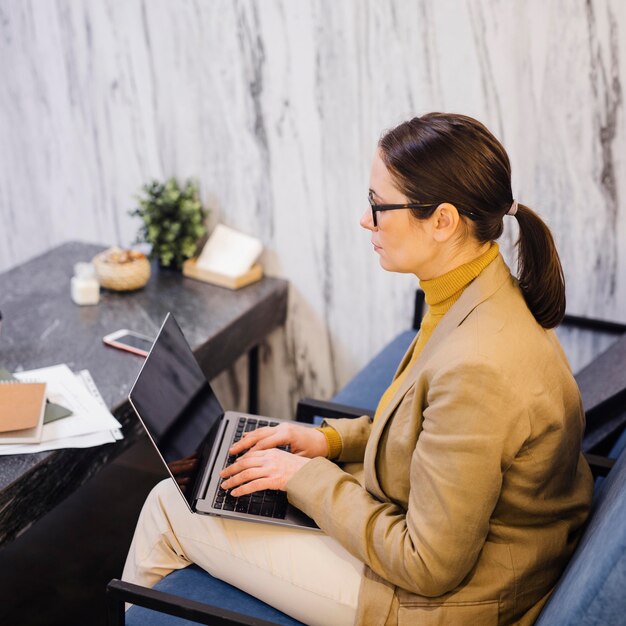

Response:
(129, 315), (223, 508)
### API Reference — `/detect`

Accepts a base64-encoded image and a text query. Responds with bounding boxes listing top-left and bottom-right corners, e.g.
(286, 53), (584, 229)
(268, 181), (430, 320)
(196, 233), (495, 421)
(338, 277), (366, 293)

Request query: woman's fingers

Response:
(230, 478), (273, 498)
(227, 423), (324, 457)
(220, 450), (266, 479)
(218, 448), (310, 497)
(229, 426), (286, 454)
(228, 429), (266, 454)
(220, 454), (274, 493)
(222, 467), (265, 490)
(219, 450), (281, 491)
(248, 432), (285, 452)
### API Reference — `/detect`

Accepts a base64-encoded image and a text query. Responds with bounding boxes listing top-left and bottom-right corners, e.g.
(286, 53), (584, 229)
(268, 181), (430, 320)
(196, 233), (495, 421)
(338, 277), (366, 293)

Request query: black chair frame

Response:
(106, 578), (278, 626)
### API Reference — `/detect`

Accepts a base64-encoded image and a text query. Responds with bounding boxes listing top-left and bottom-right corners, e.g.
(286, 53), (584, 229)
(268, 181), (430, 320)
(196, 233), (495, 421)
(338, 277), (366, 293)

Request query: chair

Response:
(106, 437), (623, 626)
(573, 330), (626, 455)
(534, 434), (626, 625)
(106, 295), (626, 625)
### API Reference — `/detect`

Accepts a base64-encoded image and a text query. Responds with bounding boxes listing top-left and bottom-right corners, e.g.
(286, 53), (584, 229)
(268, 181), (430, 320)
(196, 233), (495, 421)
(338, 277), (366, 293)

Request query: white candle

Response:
(71, 263), (100, 306)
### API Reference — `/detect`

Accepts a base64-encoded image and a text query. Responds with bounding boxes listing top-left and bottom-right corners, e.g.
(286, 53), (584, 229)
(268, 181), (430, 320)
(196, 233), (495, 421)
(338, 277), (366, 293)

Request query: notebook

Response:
(0, 382), (47, 444)
(0, 369), (72, 424)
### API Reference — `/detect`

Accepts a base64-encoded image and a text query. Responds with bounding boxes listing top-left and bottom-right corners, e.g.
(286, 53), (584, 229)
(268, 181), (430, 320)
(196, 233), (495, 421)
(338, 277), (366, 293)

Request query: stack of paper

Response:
(0, 364), (123, 455)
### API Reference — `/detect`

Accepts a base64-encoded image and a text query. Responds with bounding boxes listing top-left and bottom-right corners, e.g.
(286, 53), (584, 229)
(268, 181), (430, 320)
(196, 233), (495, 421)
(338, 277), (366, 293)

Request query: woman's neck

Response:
(416, 240), (493, 281)
(419, 242), (499, 307)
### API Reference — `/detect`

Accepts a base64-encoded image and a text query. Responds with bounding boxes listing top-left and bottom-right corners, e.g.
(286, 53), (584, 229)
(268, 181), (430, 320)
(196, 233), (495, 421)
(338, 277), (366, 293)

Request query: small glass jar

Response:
(71, 262), (100, 306)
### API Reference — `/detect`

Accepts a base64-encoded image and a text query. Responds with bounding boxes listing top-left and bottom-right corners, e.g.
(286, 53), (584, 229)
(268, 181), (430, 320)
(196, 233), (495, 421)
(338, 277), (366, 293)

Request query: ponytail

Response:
(513, 204), (566, 329)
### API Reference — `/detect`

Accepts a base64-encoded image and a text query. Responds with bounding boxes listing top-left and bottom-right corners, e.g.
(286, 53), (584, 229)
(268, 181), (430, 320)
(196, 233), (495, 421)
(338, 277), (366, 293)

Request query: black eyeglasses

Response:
(368, 191), (477, 226)
(368, 190), (439, 227)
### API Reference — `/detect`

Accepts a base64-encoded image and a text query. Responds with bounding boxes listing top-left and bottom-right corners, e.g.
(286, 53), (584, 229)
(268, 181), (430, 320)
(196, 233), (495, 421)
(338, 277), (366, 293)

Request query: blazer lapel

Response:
(391, 331), (419, 380)
(364, 254), (513, 493)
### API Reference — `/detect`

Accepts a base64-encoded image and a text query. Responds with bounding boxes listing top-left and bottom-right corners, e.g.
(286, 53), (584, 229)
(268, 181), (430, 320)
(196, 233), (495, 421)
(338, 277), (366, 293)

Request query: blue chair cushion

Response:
(331, 329), (415, 411)
(535, 446), (626, 625)
(125, 565), (304, 626)
(310, 329), (415, 425)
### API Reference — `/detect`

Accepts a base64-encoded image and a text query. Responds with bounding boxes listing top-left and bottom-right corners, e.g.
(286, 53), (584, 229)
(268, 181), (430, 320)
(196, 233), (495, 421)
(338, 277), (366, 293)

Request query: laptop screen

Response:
(129, 313), (224, 506)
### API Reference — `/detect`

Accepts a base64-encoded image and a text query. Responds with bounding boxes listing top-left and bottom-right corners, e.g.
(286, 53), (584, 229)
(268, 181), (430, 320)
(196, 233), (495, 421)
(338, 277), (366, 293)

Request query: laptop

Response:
(128, 312), (319, 531)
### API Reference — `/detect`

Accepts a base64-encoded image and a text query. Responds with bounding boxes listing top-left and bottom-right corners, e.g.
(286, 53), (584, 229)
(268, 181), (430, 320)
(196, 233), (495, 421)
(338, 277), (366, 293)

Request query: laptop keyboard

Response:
(213, 417), (290, 520)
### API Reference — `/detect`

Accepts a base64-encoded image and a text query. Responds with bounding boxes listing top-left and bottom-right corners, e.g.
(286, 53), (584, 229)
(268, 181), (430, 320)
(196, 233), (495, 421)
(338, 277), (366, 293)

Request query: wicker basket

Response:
(92, 249), (151, 291)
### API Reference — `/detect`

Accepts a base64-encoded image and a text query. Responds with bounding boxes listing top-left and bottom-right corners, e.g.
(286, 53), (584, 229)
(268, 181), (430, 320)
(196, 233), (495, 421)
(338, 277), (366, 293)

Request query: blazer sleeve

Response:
(286, 357), (529, 597)
(320, 415), (373, 463)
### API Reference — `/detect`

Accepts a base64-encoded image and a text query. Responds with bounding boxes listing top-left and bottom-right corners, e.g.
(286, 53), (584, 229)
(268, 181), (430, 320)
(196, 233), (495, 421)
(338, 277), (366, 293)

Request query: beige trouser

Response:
(123, 478), (364, 626)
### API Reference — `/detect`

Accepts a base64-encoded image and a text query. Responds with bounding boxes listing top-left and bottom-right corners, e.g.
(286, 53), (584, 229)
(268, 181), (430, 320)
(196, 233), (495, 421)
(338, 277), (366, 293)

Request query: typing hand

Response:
(219, 448), (311, 497)
(228, 422), (328, 459)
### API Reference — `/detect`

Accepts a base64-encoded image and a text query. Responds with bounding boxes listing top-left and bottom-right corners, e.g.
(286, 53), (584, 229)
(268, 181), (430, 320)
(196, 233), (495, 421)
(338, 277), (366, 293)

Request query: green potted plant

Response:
(130, 177), (208, 269)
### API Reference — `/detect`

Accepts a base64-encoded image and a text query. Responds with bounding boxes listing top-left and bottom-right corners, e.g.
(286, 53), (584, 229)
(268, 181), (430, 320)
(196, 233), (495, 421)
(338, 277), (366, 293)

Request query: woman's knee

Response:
(141, 478), (189, 525)
(149, 477), (178, 503)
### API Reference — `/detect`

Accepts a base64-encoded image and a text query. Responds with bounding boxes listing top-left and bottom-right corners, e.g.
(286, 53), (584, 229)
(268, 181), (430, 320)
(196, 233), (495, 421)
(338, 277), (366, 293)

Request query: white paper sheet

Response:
(0, 364), (122, 455)
(2, 430), (117, 453)
(76, 369), (123, 441)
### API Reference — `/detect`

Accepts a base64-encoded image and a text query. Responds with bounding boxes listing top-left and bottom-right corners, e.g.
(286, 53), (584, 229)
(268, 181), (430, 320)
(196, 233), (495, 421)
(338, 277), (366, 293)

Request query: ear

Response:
(431, 202), (462, 243)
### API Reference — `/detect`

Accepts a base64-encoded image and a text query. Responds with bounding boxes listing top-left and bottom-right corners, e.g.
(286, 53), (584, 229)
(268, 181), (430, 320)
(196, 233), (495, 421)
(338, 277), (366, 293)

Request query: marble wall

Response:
(1, 0), (625, 418)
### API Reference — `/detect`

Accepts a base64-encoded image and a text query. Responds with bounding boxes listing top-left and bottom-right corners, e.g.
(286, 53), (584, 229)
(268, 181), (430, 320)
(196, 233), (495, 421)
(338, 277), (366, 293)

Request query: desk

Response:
(0, 241), (288, 545)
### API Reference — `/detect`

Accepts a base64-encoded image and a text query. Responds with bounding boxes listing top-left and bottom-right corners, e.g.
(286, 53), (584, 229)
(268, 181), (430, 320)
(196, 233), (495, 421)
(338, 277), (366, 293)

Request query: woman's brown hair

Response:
(378, 112), (565, 329)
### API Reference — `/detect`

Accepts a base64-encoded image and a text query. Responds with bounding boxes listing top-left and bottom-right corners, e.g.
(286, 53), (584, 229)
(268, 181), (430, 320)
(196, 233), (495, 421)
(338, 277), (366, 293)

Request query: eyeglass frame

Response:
(368, 190), (477, 226)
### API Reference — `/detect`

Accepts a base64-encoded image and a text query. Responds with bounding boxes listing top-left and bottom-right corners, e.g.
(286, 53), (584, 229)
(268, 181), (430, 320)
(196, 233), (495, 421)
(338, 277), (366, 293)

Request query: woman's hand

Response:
(228, 422), (329, 459)
(219, 449), (311, 497)
(220, 423), (327, 497)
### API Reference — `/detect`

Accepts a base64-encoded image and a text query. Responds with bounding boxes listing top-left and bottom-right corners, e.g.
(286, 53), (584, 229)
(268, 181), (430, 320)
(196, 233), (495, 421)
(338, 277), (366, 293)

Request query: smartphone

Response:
(103, 329), (154, 357)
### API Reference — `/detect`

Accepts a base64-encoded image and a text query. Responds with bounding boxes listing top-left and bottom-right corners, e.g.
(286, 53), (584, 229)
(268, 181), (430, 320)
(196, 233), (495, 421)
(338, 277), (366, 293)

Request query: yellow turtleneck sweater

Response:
(319, 242), (500, 460)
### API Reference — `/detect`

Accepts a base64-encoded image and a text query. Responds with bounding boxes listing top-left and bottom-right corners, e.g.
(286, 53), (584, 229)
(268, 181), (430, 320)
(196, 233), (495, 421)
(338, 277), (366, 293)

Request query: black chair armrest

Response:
(106, 579), (278, 626)
(295, 398), (374, 423)
(560, 314), (626, 335)
(584, 453), (616, 478)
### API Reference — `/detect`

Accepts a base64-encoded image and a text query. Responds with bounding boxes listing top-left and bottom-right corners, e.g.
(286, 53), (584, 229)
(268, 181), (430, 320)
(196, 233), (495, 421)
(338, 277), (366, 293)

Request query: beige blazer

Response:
(286, 254), (594, 626)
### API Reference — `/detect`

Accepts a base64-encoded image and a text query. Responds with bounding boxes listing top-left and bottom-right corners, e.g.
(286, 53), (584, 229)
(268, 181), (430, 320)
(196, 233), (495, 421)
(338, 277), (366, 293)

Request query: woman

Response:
(124, 113), (593, 625)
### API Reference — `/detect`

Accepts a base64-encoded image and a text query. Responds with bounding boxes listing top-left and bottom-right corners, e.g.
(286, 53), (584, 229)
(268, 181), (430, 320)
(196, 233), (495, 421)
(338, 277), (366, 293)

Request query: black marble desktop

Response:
(0, 242), (288, 544)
